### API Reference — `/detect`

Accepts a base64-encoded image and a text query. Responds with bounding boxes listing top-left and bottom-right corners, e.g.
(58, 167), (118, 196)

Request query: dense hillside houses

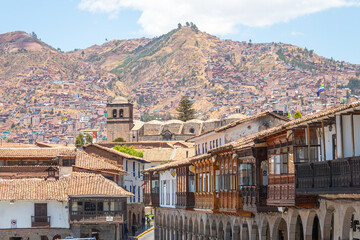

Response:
(143, 101), (360, 240)
(1, 28), (359, 145)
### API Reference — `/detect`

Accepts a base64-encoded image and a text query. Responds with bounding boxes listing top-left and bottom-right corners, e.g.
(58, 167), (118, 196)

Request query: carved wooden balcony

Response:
(242, 186), (277, 213)
(194, 192), (218, 210)
(144, 193), (159, 207)
(70, 211), (123, 224)
(176, 192), (195, 209)
(218, 190), (242, 213)
(296, 157), (360, 194)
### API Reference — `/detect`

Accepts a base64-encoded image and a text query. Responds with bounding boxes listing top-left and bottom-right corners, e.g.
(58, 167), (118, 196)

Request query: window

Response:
(35, 203), (47, 217)
(130, 186), (132, 202)
(126, 160), (128, 171)
(216, 139), (218, 147)
(219, 138), (222, 146)
(119, 109), (124, 118)
(269, 154), (288, 174)
(202, 143), (204, 154)
(189, 128), (195, 133)
(112, 109), (117, 118)
(138, 187), (140, 202)
(205, 142), (208, 152)
(133, 162), (135, 177)
(138, 163), (140, 178)
(238, 164), (253, 187)
(210, 141), (212, 149)
(133, 186), (136, 202)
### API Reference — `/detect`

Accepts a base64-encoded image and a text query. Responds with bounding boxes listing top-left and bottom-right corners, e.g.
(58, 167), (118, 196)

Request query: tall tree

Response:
(75, 133), (85, 146)
(85, 133), (93, 144)
(176, 96), (196, 121)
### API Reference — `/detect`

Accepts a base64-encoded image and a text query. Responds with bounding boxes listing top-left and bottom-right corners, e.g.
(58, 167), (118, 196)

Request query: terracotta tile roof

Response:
(68, 172), (133, 197)
(0, 172), (133, 201)
(142, 158), (193, 173)
(186, 111), (289, 142)
(74, 151), (126, 174)
(0, 147), (76, 158)
(142, 147), (194, 162)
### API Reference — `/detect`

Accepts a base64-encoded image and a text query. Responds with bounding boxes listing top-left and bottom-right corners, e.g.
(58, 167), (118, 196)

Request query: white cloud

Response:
(78, 0), (360, 35)
(291, 31), (304, 36)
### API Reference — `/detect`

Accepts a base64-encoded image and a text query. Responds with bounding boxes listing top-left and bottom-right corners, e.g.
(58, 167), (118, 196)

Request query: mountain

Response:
(75, 26), (360, 119)
(0, 27), (360, 144)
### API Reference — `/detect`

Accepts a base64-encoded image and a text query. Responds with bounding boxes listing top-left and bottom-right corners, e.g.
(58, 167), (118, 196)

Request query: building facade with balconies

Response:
(144, 101), (360, 240)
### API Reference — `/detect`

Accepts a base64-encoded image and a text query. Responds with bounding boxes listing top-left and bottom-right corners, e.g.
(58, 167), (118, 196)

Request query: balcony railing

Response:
(219, 190), (242, 212)
(144, 193), (159, 207)
(242, 186), (276, 212)
(194, 192), (218, 210)
(176, 192), (195, 208)
(296, 157), (360, 194)
(31, 216), (50, 228)
(70, 211), (123, 223)
(267, 174), (296, 206)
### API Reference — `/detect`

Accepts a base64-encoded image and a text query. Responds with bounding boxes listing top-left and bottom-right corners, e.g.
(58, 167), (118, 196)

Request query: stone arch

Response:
(224, 221), (232, 240)
(251, 222), (260, 240)
(289, 211), (304, 240)
(205, 219), (211, 238)
(342, 206), (356, 240)
(242, 221), (249, 240)
(194, 217), (199, 235)
(323, 206), (335, 240)
(211, 219), (217, 238)
(233, 219), (241, 240)
(305, 211), (321, 240)
(272, 217), (288, 240)
(261, 218), (270, 240)
(218, 220), (224, 240)
(200, 218), (205, 235)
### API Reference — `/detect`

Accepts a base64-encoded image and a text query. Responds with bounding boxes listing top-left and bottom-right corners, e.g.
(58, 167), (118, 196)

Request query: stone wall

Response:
(155, 198), (360, 240)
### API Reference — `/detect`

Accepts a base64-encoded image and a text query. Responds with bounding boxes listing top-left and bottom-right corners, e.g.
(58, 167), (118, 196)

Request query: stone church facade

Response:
(106, 96), (246, 143)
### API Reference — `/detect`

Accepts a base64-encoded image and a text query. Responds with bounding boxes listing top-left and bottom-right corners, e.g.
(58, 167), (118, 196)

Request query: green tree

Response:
(294, 111), (302, 120)
(186, 22), (190, 27)
(75, 133), (85, 146)
(178, 23), (182, 29)
(113, 145), (143, 158)
(113, 137), (126, 142)
(176, 95), (196, 121)
(85, 133), (93, 144)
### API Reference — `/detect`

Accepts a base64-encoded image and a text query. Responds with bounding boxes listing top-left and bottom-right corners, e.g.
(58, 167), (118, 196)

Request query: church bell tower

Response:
(106, 96), (134, 142)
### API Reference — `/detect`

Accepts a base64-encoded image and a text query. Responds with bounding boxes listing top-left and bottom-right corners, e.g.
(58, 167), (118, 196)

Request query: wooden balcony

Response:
(242, 186), (277, 213)
(194, 192), (218, 210)
(70, 211), (123, 224)
(144, 193), (159, 207)
(176, 192), (195, 209)
(267, 174), (296, 206)
(218, 190), (242, 213)
(296, 157), (360, 194)
(31, 216), (50, 228)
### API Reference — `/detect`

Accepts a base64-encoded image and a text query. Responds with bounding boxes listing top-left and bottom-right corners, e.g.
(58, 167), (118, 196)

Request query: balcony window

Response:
(189, 171), (195, 192)
(152, 180), (159, 193)
(238, 163), (253, 187)
(269, 154), (288, 174)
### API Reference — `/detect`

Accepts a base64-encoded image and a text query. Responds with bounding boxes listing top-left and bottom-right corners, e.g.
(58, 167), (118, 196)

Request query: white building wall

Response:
(124, 159), (145, 204)
(342, 115), (352, 158)
(336, 115), (343, 158)
(0, 200), (69, 229)
(324, 124), (335, 161)
(354, 115), (360, 156)
(159, 170), (176, 208)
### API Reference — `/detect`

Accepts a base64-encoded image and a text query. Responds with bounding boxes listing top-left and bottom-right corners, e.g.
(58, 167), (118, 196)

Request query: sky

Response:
(1, 0), (360, 63)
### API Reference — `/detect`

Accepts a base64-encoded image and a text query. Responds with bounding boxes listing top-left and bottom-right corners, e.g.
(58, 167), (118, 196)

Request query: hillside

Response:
(0, 27), (360, 144)
(76, 26), (360, 119)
